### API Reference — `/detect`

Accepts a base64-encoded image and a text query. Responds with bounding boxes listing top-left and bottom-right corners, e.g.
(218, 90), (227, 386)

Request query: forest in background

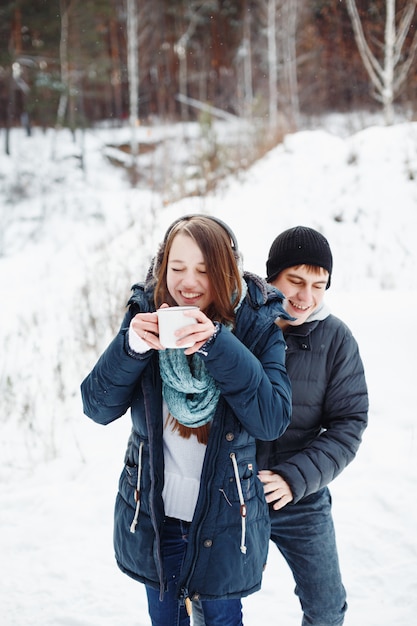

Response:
(2, 0), (417, 137)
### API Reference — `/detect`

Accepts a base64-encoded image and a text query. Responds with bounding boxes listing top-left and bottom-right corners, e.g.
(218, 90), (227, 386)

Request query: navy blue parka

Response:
(81, 272), (292, 603)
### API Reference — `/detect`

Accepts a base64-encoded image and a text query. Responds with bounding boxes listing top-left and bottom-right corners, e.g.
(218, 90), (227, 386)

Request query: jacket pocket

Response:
(223, 452), (256, 504)
(118, 441), (147, 531)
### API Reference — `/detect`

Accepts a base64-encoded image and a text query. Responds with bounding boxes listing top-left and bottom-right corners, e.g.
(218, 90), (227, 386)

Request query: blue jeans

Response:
(146, 517), (243, 626)
(271, 488), (347, 626)
(193, 488), (346, 626)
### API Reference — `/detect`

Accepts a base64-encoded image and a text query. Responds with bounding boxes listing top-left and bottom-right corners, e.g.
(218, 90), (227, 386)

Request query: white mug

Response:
(157, 306), (198, 349)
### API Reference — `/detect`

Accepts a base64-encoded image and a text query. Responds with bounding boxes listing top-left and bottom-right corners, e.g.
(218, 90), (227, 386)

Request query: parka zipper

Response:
(177, 407), (223, 603)
(230, 451), (247, 554)
(130, 440), (144, 533)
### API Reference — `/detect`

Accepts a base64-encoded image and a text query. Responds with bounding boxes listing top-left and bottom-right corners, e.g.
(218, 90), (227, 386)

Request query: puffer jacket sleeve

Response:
(198, 323), (291, 441)
(80, 309), (153, 425)
(272, 328), (368, 503)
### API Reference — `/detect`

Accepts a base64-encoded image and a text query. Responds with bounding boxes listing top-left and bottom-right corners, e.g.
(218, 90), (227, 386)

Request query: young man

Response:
(193, 225), (368, 625)
(256, 225), (369, 625)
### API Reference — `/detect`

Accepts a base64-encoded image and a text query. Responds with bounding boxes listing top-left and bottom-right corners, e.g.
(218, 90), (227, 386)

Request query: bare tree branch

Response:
(346, 0), (417, 124)
(394, 0), (417, 64)
(346, 0), (384, 89)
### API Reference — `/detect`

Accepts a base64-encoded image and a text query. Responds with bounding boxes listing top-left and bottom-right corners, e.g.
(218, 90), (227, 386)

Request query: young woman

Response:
(81, 215), (292, 626)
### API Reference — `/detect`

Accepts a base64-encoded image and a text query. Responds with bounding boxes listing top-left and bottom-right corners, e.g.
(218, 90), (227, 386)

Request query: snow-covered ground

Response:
(1, 115), (416, 624)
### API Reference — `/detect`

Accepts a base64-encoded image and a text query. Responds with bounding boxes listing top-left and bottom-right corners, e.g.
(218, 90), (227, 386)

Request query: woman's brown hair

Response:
(153, 216), (242, 327)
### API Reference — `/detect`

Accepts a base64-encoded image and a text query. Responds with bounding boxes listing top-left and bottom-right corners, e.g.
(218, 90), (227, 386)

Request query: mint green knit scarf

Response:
(159, 278), (248, 428)
(159, 350), (220, 427)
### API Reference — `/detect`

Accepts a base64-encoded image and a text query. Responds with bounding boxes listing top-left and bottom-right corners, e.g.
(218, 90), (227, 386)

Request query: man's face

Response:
(271, 265), (329, 326)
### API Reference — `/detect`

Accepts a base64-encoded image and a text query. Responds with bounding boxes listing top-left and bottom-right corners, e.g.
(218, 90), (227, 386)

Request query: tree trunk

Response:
(267, 0), (278, 129)
(241, 0), (253, 118)
(383, 0), (395, 124)
(109, 8), (123, 122)
(284, 0), (300, 128)
(126, 0), (139, 161)
(57, 0), (70, 128)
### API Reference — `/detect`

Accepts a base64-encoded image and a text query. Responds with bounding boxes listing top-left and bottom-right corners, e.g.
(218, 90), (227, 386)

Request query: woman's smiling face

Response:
(271, 265), (329, 327)
(166, 232), (213, 311)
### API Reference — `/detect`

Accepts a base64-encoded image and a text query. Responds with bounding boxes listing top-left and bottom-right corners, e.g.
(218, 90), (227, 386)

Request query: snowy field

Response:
(1, 115), (416, 624)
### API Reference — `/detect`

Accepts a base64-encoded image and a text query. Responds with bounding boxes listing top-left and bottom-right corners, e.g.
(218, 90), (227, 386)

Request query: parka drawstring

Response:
(130, 441), (144, 533)
(230, 452), (247, 554)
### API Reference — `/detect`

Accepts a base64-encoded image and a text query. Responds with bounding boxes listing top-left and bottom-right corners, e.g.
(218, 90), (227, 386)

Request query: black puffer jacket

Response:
(257, 313), (368, 503)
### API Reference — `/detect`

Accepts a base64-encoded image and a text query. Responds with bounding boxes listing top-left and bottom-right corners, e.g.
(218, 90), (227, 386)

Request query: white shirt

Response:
(162, 405), (207, 522)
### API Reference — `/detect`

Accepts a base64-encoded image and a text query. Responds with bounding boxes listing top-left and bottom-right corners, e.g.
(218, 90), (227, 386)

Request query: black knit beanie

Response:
(266, 226), (333, 288)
